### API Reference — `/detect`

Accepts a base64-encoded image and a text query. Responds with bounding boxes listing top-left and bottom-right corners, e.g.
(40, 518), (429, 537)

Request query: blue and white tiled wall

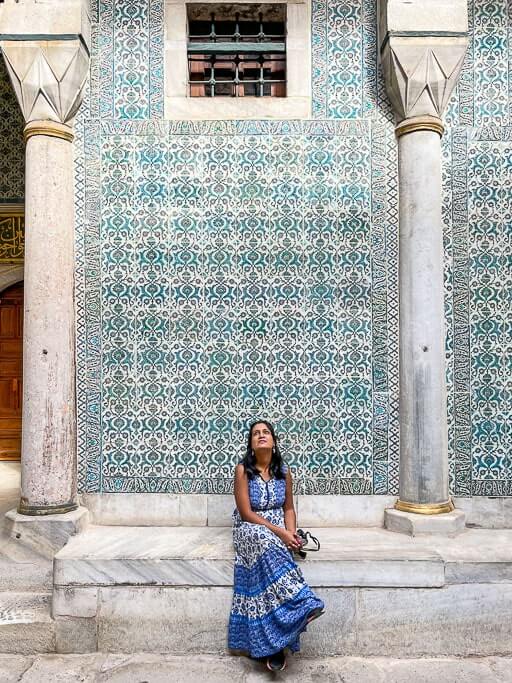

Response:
(71, 0), (511, 495)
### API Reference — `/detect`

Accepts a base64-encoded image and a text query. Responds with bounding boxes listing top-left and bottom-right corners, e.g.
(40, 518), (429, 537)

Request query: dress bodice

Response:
(248, 473), (286, 512)
(232, 465), (288, 528)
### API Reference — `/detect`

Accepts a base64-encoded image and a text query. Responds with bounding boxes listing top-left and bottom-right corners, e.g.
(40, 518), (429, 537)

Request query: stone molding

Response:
(24, 120), (75, 143)
(378, 0), (468, 38)
(1, 40), (89, 126)
(395, 114), (445, 138)
(0, 0), (91, 48)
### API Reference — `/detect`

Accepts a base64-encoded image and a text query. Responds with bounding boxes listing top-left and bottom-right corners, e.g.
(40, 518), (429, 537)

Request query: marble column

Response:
(0, 35), (89, 515)
(378, 1), (469, 533)
(396, 116), (451, 514)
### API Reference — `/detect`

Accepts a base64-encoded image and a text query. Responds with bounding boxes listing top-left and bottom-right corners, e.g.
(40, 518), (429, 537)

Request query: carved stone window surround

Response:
(164, 0), (311, 119)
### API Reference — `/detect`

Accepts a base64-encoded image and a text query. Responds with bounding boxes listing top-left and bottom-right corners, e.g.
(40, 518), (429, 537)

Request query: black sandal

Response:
(306, 607), (325, 624)
(266, 649), (287, 671)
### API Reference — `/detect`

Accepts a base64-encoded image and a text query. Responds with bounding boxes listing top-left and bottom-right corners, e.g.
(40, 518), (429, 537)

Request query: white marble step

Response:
(54, 525), (512, 590)
(0, 528), (53, 593)
(0, 592), (55, 654)
(50, 527), (512, 657)
(0, 531), (53, 592)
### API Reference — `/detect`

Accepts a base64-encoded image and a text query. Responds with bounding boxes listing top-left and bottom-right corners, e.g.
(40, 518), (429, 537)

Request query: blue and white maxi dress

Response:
(228, 469), (324, 658)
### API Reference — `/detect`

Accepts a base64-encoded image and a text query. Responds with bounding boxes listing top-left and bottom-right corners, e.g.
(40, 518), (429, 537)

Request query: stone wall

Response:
(74, 0), (511, 496)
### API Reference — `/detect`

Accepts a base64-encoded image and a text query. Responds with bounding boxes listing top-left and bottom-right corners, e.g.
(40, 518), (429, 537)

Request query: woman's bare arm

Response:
(283, 469), (297, 534)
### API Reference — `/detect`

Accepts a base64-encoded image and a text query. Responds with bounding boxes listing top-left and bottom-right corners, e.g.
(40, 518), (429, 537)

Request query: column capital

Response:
(378, 0), (469, 123)
(0, 1), (90, 128)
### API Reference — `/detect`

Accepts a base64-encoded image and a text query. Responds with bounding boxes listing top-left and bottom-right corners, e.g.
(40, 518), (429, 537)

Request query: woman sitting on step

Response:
(228, 420), (324, 672)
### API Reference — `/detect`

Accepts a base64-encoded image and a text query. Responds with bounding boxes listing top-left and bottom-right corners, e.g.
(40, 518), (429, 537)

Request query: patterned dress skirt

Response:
(228, 474), (324, 658)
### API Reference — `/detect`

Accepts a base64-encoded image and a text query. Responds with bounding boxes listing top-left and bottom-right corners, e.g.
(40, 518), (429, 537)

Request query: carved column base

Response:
(18, 500), (78, 516)
(5, 506), (89, 558)
(385, 508), (466, 537)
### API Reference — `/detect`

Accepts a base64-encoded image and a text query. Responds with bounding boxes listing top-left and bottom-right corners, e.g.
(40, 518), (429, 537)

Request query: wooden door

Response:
(0, 282), (23, 461)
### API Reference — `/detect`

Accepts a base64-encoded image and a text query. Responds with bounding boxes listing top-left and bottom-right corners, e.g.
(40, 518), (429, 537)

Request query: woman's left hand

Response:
(278, 528), (302, 550)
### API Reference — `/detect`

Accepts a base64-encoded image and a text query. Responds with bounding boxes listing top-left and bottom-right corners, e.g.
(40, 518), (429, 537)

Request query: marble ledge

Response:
(78, 494), (512, 529)
(54, 556), (446, 590)
(79, 493), (397, 527)
(53, 526), (512, 591)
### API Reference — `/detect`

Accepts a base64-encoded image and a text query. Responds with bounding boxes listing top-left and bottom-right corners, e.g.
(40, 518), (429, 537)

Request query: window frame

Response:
(164, 0), (311, 120)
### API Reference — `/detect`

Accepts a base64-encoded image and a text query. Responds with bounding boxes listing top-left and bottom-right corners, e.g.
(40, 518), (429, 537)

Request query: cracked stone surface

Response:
(0, 654), (512, 682)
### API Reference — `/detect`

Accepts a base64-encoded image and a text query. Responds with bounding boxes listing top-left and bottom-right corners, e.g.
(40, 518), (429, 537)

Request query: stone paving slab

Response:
(0, 593), (55, 655)
(0, 654), (511, 682)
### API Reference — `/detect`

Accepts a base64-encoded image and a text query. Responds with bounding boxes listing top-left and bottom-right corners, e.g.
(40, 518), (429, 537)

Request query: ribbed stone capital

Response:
(1, 40), (89, 127)
(378, 0), (469, 122)
(0, 0), (90, 127)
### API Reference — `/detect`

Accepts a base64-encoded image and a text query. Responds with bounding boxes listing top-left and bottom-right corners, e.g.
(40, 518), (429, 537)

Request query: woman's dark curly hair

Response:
(241, 420), (286, 480)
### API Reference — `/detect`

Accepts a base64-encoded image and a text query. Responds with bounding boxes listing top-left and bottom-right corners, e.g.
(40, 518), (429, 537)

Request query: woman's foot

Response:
(266, 649), (287, 671)
(306, 607), (325, 624)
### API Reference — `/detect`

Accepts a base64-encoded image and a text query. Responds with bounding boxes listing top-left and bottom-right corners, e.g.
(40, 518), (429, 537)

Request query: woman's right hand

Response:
(276, 528), (301, 551)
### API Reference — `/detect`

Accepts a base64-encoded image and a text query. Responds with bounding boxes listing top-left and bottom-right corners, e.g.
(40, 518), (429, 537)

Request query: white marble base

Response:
(454, 496), (512, 529)
(80, 493), (397, 527)
(54, 526), (449, 590)
(79, 493), (209, 526)
(78, 493), (512, 529)
(4, 506), (89, 558)
(384, 508), (466, 536)
(51, 583), (512, 657)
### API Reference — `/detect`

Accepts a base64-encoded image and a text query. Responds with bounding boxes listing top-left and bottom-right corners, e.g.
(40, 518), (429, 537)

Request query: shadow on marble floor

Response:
(0, 461), (20, 531)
